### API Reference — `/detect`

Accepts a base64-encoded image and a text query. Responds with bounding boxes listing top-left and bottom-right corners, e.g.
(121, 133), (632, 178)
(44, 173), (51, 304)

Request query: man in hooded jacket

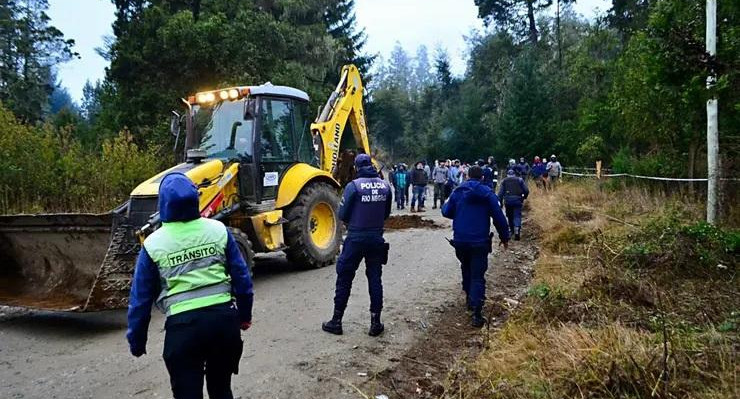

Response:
(127, 173), (254, 399)
(322, 154), (392, 336)
(499, 169), (530, 241)
(442, 166), (510, 327)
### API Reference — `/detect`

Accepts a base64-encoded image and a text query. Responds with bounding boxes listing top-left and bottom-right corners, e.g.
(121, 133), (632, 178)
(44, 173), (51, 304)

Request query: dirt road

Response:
(0, 207), (535, 399)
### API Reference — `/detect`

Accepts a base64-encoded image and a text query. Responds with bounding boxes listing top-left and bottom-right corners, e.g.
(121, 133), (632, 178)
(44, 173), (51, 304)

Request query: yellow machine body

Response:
(0, 64), (374, 311)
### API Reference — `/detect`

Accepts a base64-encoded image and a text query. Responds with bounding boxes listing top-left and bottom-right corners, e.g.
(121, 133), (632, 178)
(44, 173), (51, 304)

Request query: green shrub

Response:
(0, 103), (164, 213)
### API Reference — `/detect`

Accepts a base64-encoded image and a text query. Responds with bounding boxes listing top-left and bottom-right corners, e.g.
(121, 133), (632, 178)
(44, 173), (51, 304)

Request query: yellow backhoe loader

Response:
(0, 64), (372, 312)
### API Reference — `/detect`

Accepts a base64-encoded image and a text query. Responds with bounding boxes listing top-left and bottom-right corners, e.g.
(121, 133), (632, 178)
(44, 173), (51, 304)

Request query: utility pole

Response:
(706, 0), (719, 224)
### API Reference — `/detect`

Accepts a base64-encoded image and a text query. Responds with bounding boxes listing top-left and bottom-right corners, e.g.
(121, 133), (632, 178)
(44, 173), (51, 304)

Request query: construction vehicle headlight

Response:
(205, 92), (216, 102)
(228, 89), (239, 99)
(197, 93), (209, 103)
(219, 90), (229, 100)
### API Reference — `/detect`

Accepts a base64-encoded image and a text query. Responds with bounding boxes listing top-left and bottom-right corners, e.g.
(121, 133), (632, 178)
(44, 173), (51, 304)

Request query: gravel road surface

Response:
(0, 208), (529, 399)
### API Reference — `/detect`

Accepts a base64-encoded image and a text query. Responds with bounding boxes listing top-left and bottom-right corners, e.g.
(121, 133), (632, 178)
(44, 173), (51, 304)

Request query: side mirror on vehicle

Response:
(170, 111), (181, 137)
(244, 98), (256, 118)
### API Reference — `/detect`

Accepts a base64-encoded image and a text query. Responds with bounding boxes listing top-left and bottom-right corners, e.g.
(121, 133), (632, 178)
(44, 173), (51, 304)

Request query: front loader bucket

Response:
(0, 209), (140, 312)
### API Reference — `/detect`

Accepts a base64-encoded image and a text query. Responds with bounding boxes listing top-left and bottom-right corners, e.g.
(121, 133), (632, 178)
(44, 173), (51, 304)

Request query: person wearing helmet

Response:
(546, 155), (562, 190)
(530, 156), (546, 189)
(506, 159), (518, 177)
(322, 154), (392, 337)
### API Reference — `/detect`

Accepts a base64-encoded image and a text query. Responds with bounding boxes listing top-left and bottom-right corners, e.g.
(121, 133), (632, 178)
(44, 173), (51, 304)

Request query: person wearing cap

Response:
(126, 173), (254, 399)
(498, 169), (530, 240)
(546, 155), (562, 190)
(442, 166), (510, 327)
(322, 154), (392, 336)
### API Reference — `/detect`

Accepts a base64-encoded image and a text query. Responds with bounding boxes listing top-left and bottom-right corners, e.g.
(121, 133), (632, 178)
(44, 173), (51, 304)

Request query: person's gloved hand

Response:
(240, 321), (252, 331)
(130, 343), (146, 357)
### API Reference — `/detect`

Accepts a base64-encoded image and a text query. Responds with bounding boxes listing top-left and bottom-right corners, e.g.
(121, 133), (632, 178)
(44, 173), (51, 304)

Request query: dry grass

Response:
(447, 181), (739, 399)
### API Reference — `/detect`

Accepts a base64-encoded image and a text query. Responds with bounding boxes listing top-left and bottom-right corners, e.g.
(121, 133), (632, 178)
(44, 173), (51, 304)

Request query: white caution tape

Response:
(561, 171), (739, 182)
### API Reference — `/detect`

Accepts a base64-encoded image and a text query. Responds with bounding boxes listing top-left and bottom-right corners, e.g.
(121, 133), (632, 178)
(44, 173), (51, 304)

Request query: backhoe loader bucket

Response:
(0, 207), (140, 312)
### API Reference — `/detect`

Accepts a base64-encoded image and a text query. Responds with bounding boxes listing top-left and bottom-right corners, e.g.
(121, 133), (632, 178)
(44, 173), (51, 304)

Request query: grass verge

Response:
(453, 181), (738, 398)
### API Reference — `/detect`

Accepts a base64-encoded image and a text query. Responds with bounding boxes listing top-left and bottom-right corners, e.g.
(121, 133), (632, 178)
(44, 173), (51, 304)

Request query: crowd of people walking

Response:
(388, 154), (563, 214)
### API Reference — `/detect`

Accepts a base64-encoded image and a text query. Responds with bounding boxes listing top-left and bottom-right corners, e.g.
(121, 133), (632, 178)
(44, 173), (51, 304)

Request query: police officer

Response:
(498, 169), (530, 241)
(322, 154), (392, 336)
(127, 173), (254, 399)
(442, 166), (510, 327)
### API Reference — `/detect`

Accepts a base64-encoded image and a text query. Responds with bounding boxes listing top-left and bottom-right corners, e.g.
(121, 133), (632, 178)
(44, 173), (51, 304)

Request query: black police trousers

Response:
(334, 236), (387, 314)
(163, 303), (243, 399)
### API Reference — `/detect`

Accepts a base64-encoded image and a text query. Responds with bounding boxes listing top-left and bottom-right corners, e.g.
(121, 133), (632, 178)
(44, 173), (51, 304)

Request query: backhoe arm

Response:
(310, 64), (371, 176)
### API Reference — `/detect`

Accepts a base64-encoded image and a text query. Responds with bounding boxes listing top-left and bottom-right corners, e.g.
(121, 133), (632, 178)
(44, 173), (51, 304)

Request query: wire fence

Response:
(560, 167), (739, 226)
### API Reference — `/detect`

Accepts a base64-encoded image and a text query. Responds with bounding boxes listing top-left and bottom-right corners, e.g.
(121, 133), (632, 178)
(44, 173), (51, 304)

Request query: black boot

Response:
(322, 310), (343, 335)
(514, 227), (521, 241)
(368, 312), (384, 336)
(472, 307), (486, 328)
(465, 296), (473, 311)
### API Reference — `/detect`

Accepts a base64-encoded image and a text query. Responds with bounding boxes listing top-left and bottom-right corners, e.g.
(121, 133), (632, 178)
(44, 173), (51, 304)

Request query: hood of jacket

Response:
(356, 165), (379, 178)
(158, 172), (201, 223)
(456, 180), (492, 203)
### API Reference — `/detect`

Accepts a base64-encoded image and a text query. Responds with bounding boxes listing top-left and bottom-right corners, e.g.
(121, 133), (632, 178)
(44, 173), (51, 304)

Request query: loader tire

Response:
(284, 182), (341, 269)
(227, 227), (254, 278)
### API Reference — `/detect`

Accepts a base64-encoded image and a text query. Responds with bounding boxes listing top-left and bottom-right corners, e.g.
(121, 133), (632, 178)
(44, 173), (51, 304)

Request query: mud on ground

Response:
(384, 214), (442, 230)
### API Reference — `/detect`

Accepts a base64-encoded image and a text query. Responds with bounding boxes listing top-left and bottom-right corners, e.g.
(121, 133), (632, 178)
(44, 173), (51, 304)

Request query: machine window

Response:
(193, 100), (254, 161)
(259, 98), (294, 161)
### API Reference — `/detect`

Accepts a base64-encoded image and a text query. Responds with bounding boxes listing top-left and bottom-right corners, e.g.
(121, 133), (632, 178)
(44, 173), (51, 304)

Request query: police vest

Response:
(349, 177), (390, 230)
(144, 218), (232, 316)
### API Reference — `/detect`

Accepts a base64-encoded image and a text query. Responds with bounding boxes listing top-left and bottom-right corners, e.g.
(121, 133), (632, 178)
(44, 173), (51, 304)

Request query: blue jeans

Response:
(453, 244), (489, 308)
(333, 237), (386, 314)
(395, 186), (406, 208)
(411, 185), (425, 208)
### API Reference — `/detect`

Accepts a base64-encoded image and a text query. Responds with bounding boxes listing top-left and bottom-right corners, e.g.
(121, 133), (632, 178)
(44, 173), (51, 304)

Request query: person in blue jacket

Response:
(442, 166), (510, 328)
(498, 169), (530, 241)
(127, 173), (254, 399)
(322, 154), (392, 336)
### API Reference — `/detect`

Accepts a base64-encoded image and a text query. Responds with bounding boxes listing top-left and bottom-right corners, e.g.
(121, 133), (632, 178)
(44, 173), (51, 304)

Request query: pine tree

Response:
(324, 0), (374, 83)
(0, 0), (76, 122)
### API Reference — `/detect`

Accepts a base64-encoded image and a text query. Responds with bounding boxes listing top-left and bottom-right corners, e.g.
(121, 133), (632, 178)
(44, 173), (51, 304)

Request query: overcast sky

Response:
(48, 0), (610, 102)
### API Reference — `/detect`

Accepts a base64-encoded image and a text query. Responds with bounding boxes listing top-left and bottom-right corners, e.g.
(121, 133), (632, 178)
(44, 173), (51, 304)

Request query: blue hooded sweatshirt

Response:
(126, 172), (254, 354)
(441, 179), (510, 245)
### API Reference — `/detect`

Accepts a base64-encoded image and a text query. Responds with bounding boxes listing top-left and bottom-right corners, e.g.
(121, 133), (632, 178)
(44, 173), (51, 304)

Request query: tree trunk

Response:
(527, 1), (538, 44)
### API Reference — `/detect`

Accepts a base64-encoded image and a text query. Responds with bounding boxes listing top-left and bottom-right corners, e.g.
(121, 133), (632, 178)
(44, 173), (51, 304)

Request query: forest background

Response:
(0, 0), (737, 213)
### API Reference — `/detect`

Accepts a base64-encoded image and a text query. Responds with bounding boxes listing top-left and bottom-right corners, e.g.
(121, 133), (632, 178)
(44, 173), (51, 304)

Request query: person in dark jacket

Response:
(442, 166), (510, 327)
(410, 161), (428, 212)
(518, 157), (530, 180)
(127, 173), (254, 399)
(498, 169), (530, 240)
(322, 154), (393, 336)
(530, 156), (547, 189)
